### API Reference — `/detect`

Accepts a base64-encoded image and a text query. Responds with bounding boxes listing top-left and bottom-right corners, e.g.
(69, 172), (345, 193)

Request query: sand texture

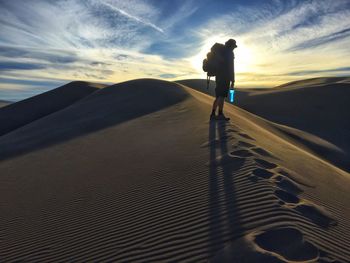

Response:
(0, 79), (349, 262)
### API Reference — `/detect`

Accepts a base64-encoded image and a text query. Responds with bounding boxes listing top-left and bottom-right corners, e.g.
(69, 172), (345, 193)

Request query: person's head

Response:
(225, 39), (237, 50)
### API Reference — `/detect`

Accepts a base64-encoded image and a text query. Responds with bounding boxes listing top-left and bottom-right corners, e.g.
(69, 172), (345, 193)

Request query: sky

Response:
(0, 0), (350, 101)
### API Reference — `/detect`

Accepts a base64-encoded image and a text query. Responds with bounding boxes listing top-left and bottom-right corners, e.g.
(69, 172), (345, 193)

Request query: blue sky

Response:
(1, 0), (350, 101)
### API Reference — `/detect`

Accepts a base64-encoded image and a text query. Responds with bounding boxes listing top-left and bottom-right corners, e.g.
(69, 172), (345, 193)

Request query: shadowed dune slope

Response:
(0, 81), (106, 137)
(0, 79), (189, 160)
(178, 77), (350, 171)
(0, 79), (349, 262)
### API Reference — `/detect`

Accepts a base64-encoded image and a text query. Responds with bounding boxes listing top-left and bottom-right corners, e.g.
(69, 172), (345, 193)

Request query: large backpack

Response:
(202, 43), (225, 88)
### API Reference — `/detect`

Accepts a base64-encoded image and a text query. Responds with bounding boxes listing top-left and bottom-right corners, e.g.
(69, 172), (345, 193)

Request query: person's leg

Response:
(217, 96), (230, 121)
(218, 97), (224, 115)
(211, 97), (218, 115)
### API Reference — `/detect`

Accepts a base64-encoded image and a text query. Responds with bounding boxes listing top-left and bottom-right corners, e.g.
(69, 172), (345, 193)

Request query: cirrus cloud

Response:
(0, 0), (349, 101)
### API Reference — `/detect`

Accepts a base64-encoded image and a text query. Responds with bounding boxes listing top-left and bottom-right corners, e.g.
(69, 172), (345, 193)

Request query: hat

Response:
(225, 39), (237, 48)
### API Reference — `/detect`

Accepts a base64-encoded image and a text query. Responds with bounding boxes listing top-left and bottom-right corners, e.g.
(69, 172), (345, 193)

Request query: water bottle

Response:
(229, 89), (235, 103)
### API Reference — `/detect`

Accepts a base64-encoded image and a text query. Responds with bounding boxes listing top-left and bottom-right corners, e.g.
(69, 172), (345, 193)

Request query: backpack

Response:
(202, 43), (225, 88)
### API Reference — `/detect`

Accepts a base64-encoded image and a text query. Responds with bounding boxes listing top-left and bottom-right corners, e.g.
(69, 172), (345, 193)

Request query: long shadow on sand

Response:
(0, 79), (189, 161)
(209, 120), (245, 256)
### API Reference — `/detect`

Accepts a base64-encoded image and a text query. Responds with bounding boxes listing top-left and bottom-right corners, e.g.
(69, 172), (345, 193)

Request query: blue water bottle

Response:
(229, 89), (235, 103)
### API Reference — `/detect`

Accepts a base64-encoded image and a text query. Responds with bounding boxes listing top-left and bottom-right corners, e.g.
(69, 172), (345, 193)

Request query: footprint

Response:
(252, 168), (274, 179)
(251, 147), (276, 159)
(275, 168), (313, 188)
(230, 149), (254, 158)
(226, 128), (239, 133)
(275, 189), (300, 204)
(275, 189), (337, 228)
(317, 255), (342, 263)
(254, 227), (319, 262)
(236, 141), (255, 148)
(295, 204), (337, 228)
(254, 158), (278, 169)
(274, 175), (303, 195)
(238, 133), (255, 141)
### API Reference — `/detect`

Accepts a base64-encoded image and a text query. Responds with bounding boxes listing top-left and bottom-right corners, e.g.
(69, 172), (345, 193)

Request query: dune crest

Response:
(178, 77), (350, 172)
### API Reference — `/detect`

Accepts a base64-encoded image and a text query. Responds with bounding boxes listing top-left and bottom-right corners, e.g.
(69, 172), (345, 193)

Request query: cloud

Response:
(0, 61), (46, 71)
(0, 0), (201, 95)
(1, 0), (349, 97)
(158, 0), (199, 31)
(0, 46), (78, 64)
(201, 0), (350, 49)
(0, 0), (163, 50)
(287, 27), (350, 51)
(287, 67), (350, 76)
(0, 77), (65, 101)
(193, 0), (350, 86)
(98, 0), (164, 33)
(158, 73), (180, 79)
(0, 77), (64, 88)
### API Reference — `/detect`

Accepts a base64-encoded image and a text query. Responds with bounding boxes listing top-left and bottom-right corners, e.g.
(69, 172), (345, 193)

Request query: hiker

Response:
(210, 39), (237, 121)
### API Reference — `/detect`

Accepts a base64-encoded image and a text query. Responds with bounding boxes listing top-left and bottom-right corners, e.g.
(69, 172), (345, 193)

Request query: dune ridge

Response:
(178, 77), (350, 172)
(0, 79), (349, 262)
(0, 81), (106, 137)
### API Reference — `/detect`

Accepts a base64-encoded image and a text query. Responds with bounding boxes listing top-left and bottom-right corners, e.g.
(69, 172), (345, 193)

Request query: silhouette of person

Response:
(210, 39), (237, 121)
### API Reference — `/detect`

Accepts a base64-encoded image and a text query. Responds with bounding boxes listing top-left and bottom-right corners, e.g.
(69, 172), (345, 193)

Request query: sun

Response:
(189, 36), (255, 74)
(234, 41), (254, 73)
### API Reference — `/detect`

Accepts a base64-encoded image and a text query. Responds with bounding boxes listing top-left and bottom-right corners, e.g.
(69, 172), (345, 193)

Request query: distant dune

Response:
(0, 81), (106, 137)
(0, 100), (12, 108)
(178, 77), (350, 172)
(0, 78), (349, 262)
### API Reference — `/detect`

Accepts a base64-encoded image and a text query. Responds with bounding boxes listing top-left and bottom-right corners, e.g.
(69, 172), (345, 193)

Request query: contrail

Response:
(100, 1), (164, 33)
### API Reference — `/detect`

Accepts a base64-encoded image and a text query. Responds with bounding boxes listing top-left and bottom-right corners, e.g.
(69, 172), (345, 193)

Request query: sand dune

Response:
(0, 79), (349, 262)
(178, 77), (350, 172)
(0, 81), (106, 137)
(0, 100), (12, 108)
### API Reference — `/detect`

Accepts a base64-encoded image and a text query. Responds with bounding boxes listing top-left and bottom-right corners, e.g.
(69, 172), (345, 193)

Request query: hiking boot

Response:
(216, 114), (230, 121)
(210, 114), (216, 121)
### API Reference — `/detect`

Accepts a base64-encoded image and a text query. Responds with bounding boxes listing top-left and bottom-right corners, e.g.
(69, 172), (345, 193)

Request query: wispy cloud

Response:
(288, 27), (350, 51)
(0, 46), (78, 63)
(194, 0), (350, 86)
(0, 61), (47, 71)
(0, 0), (349, 100)
(0, 0), (200, 100)
(287, 67), (350, 76)
(98, 0), (164, 33)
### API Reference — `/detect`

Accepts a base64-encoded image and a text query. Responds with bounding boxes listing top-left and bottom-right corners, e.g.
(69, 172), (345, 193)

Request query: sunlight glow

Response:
(234, 41), (256, 73)
(189, 36), (257, 74)
(189, 36), (221, 74)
